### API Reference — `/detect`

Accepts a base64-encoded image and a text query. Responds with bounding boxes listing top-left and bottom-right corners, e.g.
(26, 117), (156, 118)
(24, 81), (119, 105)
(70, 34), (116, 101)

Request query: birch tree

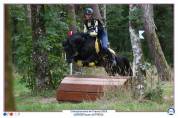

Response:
(129, 4), (144, 99)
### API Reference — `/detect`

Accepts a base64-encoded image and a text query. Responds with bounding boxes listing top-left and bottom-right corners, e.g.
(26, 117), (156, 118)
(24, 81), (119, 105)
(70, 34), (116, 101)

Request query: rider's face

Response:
(85, 14), (92, 20)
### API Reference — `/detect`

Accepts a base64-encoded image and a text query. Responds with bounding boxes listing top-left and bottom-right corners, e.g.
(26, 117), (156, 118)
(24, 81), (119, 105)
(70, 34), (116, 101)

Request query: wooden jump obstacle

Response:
(56, 75), (130, 102)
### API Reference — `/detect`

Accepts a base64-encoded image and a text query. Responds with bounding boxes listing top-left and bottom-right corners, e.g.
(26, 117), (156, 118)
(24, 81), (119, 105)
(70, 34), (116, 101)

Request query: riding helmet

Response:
(84, 8), (94, 15)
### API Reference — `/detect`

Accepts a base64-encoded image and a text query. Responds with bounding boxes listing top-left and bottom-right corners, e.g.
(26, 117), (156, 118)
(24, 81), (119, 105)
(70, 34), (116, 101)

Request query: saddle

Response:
(95, 37), (116, 55)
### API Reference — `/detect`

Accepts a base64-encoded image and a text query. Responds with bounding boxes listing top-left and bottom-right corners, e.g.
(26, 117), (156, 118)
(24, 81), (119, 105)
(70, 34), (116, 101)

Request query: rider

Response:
(83, 7), (116, 65)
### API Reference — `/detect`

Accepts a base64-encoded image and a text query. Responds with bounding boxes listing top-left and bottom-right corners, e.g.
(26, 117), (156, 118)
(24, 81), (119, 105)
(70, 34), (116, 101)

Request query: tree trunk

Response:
(31, 5), (51, 92)
(91, 4), (104, 25)
(5, 5), (16, 111)
(101, 4), (107, 27)
(11, 12), (18, 65)
(141, 4), (171, 81)
(66, 4), (82, 74)
(129, 4), (145, 99)
(103, 5), (106, 27)
(67, 4), (77, 32)
(25, 4), (32, 25)
(100, 4), (108, 33)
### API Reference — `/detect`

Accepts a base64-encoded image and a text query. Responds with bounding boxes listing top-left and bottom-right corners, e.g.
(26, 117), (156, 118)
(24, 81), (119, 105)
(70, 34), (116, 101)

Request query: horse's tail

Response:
(122, 57), (133, 76)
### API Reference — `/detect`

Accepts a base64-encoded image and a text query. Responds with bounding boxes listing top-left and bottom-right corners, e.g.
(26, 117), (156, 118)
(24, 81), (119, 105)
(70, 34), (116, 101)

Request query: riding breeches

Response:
(99, 30), (109, 49)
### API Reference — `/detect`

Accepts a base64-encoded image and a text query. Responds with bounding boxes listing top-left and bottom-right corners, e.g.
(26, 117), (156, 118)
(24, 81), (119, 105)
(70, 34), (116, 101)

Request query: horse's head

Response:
(62, 39), (75, 63)
(62, 32), (86, 63)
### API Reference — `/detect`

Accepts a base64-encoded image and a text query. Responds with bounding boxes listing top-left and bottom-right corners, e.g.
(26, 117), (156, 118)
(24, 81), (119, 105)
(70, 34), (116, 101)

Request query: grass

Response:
(14, 73), (174, 112)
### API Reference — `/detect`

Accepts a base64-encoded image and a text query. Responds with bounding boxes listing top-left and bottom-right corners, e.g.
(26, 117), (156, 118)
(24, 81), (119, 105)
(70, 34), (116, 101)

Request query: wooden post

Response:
(70, 63), (73, 75)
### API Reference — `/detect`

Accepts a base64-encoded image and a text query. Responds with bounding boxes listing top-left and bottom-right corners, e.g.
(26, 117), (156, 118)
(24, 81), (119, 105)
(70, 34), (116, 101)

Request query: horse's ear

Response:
(67, 31), (73, 37)
(79, 32), (84, 36)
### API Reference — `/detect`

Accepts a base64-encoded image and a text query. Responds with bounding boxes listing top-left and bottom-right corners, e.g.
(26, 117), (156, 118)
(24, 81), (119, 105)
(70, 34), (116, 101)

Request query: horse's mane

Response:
(69, 32), (95, 46)
(73, 32), (89, 39)
(66, 32), (87, 51)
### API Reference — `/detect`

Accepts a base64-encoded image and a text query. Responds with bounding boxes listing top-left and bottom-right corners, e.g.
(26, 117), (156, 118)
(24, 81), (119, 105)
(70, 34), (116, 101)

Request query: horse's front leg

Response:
(76, 54), (97, 67)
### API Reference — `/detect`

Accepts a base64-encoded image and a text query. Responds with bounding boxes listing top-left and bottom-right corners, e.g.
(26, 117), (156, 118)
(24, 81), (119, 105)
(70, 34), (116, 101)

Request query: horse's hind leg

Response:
(103, 62), (115, 76)
(122, 57), (133, 76)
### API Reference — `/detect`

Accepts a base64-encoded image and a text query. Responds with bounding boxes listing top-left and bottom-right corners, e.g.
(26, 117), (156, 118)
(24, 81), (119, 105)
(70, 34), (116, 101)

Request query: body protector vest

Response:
(83, 19), (104, 36)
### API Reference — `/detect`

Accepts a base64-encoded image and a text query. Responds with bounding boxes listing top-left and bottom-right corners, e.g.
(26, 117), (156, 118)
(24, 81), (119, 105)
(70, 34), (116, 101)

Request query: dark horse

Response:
(62, 32), (132, 76)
